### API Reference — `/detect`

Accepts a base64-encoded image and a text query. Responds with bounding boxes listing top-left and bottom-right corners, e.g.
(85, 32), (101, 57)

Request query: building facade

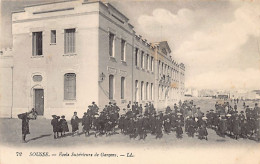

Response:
(0, 0), (185, 118)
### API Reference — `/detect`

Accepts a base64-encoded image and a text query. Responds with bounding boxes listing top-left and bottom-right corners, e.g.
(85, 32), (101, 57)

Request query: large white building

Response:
(0, 0), (185, 118)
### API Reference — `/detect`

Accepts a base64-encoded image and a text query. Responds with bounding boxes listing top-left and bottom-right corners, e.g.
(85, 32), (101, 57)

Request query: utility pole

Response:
(11, 66), (13, 118)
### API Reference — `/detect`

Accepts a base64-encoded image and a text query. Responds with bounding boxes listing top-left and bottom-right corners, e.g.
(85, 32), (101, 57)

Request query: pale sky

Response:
(1, 0), (260, 90)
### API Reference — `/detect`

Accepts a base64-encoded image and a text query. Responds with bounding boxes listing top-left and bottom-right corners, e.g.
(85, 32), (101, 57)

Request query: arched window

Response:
(64, 73), (76, 100)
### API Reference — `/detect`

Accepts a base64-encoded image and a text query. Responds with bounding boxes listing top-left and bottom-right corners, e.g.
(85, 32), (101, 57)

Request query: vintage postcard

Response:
(0, 0), (260, 163)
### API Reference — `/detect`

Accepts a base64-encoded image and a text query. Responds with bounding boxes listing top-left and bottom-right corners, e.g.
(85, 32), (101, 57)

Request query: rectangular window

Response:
(158, 84), (160, 99)
(121, 77), (125, 99)
(109, 75), (114, 100)
(162, 86), (164, 100)
(135, 80), (138, 101)
(121, 39), (126, 61)
(151, 57), (154, 71)
(64, 73), (76, 100)
(64, 28), (75, 54)
(151, 83), (153, 100)
(162, 63), (164, 75)
(109, 33), (115, 57)
(146, 82), (148, 100)
(158, 60), (161, 74)
(135, 48), (138, 66)
(141, 81), (144, 100)
(146, 55), (149, 70)
(141, 51), (144, 68)
(50, 30), (56, 44)
(32, 32), (42, 56)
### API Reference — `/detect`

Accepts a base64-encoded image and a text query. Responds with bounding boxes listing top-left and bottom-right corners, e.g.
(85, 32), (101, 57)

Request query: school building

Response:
(0, 0), (185, 119)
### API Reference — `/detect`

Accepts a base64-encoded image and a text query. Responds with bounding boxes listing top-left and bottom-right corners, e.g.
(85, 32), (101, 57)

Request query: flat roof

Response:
(24, 0), (78, 8)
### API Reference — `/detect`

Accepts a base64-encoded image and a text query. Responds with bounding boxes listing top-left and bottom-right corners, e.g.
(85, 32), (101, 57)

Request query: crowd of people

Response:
(19, 99), (260, 143)
(212, 101), (260, 140)
(49, 99), (260, 142)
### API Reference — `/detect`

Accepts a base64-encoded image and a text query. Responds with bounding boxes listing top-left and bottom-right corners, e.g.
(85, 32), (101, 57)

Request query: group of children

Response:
(49, 100), (260, 142)
(50, 115), (69, 139)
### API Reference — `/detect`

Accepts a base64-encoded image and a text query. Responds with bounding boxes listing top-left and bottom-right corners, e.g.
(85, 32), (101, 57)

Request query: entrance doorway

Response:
(34, 89), (44, 115)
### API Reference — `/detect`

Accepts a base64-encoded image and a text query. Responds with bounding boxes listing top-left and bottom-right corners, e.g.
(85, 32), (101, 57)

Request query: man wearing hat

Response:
(239, 111), (246, 122)
(155, 115), (163, 139)
(233, 115), (241, 140)
(128, 117), (136, 139)
(51, 115), (59, 139)
(218, 116), (227, 137)
(60, 115), (69, 137)
(163, 117), (171, 134)
(234, 104), (237, 111)
(93, 114), (100, 137)
(187, 117), (195, 137)
(20, 112), (30, 143)
(92, 101), (99, 113)
(118, 114), (125, 133)
(136, 115), (145, 140)
(144, 104), (149, 116)
(174, 104), (178, 113)
(253, 103), (260, 119)
(143, 115), (150, 135)
(127, 101), (131, 109)
(82, 112), (92, 136)
(245, 105), (251, 120)
(149, 114), (156, 134)
(176, 119), (183, 139)
(256, 117), (260, 141)
(198, 121), (208, 140)
(138, 104), (143, 115)
(71, 112), (80, 136)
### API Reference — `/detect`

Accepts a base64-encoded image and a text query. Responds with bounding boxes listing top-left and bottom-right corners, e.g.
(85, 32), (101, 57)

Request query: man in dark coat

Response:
(163, 118), (171, 134)
(128, 117), (136, 139)
(143, 115), (150, 134)
(234, 104), (238, 112)
(253, 103), (260, 119)
(51, 115), (59, 139)
(245, 106), (251, 120)
(60, 115), (69, 136)
(176, 119), (183, 139)
(155, 116), (163, 139)
(127, 101), (131, 109)
(226, 114), (233, 135)
(198, 124), (208, 140)
(71, 112), (80, 136)
(174, 104), (178, 113)
(218, 116), (227, 137)
(138, 104), (143, 115)
(149, 114), (156, 134)
(187, 118), (196, 137)
(57, 116), (62, 137)
(82, 112), (92, 136)
(256, 118), (260, 141)
(21, 113), (30, 143)
(241, 119), (249, 138)
(136, 115), (145, 140)
(233, 116), (241, 140)
(118, 115), (125, 133)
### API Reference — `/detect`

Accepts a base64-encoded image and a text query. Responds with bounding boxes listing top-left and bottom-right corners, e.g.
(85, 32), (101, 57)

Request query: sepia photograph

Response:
(0, 0), (260, 163)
